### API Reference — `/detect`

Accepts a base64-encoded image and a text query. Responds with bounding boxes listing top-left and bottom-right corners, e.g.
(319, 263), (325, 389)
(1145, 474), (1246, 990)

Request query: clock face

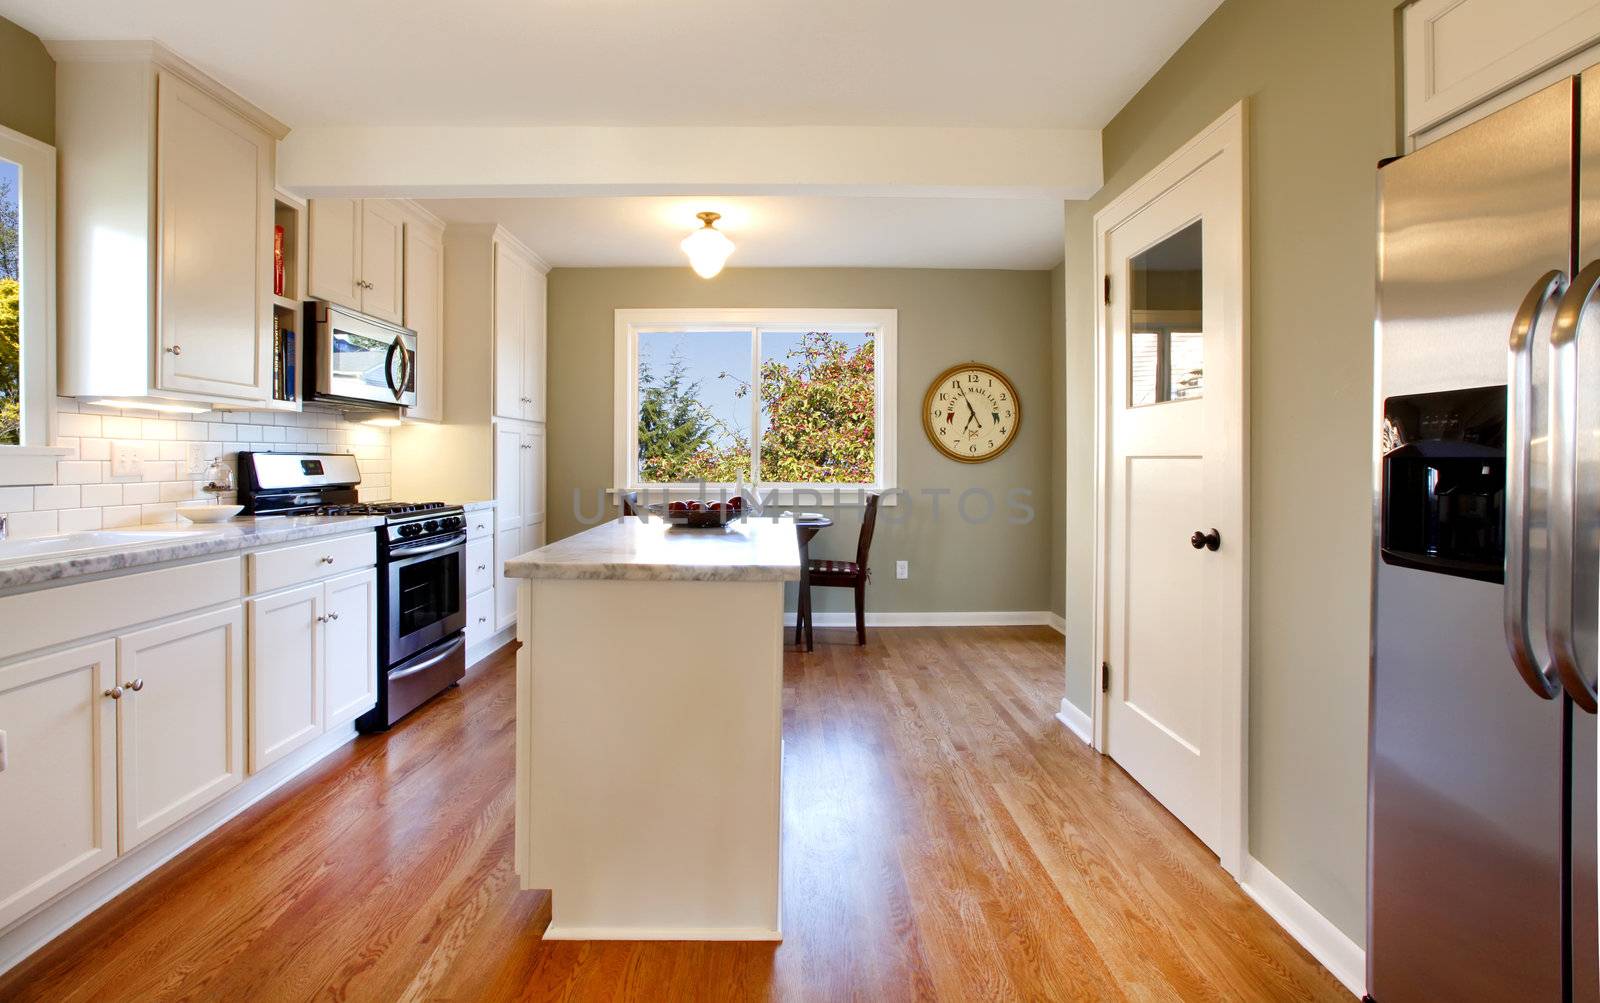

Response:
(923, 363), (1021, 462)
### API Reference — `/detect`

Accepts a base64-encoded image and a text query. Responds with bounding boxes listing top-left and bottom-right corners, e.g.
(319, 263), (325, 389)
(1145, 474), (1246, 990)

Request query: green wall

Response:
(1058, 0), (1398, 944)
(0, 16), (53, 144)
(546, 267), (1055, 616)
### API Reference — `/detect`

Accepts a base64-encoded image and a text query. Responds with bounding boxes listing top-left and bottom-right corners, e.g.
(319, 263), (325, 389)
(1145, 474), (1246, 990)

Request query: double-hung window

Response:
(614, 309), (897, 501)
(0, 123), (56, 479)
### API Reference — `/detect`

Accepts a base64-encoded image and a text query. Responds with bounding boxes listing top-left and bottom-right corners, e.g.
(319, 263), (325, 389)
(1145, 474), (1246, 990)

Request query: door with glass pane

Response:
(1101, 116), (1246, 863)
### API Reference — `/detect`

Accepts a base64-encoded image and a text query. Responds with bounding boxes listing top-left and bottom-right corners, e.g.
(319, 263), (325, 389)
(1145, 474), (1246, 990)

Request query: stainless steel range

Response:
(238, 452), (467, 732)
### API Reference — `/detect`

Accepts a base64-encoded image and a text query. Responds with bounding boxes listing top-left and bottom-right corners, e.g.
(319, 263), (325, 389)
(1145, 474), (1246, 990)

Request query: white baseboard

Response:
(0, 722), (360, 979)
(1047, 612), (1066, 635)
(1054, 697), (1092, 745)
(542, 925), (783, 941)
(467, 625), (517, 668)
(782, 610), (1055, 628)
(1239, 857), (1365, 998)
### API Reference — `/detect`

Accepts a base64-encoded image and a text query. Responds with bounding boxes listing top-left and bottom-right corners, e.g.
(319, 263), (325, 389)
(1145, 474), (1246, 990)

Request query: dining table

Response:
(792, 514), (834, 651)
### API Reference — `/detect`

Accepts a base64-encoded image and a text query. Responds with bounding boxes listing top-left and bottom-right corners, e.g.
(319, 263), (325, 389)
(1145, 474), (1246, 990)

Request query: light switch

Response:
(110, 441), (143, 478)
(896, 560), (909, 580)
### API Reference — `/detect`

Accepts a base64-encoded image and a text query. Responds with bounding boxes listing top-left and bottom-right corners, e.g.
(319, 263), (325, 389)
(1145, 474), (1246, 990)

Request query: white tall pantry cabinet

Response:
(390, 225), (547, 650)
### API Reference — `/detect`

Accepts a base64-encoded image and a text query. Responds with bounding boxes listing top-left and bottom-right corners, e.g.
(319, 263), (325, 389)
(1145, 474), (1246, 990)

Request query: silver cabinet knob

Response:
(475, 524), (486, 531)
(125, 677), (144, 692)
(166, 345), (182, 356)
(477, 616), (487, 624)
(104, 686), (123, 700)
(329, 612), (340, 621)
(316, 614), (329, 623)
(319, 555), (335, 564)
(477, 564), (487, 572)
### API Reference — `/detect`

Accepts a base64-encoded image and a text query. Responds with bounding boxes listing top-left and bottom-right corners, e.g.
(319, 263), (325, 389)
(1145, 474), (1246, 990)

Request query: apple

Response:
(668, 501), (690, 512)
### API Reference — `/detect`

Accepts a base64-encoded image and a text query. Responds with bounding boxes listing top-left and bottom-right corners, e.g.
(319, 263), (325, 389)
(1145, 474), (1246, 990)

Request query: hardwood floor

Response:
(0, 627), (1349, 1002)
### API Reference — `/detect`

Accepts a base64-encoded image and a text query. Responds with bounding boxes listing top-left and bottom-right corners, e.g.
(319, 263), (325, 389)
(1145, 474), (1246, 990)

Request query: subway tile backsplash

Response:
(0, 398), (392, 539)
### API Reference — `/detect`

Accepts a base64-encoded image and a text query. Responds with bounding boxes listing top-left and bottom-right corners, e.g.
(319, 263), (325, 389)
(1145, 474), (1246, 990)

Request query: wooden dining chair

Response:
(804, 493), (880, 646)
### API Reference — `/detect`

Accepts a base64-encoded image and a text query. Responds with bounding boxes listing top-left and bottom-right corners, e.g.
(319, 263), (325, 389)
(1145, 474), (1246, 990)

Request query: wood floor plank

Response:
(0, 626), (1351, 1002)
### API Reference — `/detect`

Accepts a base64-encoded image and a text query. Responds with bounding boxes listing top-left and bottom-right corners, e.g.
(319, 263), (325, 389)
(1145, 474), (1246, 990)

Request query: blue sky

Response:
(639, 329), (872, 447)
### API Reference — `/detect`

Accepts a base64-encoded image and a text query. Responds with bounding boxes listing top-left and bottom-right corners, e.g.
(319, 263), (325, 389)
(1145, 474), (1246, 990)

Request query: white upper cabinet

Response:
(526, 269), (547, 422)
(116, 605), (245, 852)
(493, 241), (528, 421)
(308, 198), (362, 311)
(0, 641), (119, 931)
(155, 72), (274, 401)
(402, 214), (446, 423)
(308, 198), (407, 323)
(53, 42), (288, 405)
(1406, 0), (1600, 144)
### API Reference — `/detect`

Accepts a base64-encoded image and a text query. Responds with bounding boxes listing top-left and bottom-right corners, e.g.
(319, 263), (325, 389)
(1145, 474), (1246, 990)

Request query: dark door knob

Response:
(1190, 528), (1221, 552)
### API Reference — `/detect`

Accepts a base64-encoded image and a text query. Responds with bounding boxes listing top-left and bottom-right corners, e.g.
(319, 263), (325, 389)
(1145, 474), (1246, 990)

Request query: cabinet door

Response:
(246, 583), (323, 773)
(308, 198), (361, 311)
(524, 268), (546, 422)
(117, 606), (245, 852)
(360, 200), (406, 324)
(0, 641), (119, 931)
(495, 525), (522, 632)
(492, 243), (526, 420)
(403, 220), (445, 422)
(494, 421), (524, 529)
(155, 71), (273, 402)
(323, 569), (378, 728)
(522, 426), (546, 525)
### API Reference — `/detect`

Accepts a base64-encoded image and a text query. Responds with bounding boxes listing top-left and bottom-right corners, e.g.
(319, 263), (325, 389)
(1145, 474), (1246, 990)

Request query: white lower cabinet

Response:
(0, 641), (119, 931)
(116, 606), (246, 853)
(466, 585), (496, 653)
(247, 568), (378, 772)
(495, 524), (522, 631)
(247, 583), (324, 773)
(323, 569), (378, 728)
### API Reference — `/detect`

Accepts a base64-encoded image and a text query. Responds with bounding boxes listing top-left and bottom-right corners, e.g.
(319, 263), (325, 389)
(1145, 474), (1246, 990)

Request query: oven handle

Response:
(388, 633), (466, 683)
(389, 531), (468, 561)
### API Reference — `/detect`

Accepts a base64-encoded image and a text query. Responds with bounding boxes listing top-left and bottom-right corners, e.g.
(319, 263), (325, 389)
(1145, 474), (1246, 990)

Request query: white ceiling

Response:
(418, 196), (1067, 270)
(3, 0), (1222, 129)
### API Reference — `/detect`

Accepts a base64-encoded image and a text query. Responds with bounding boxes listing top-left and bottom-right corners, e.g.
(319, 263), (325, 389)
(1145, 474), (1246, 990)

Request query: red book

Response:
(273, 225), (285, 296)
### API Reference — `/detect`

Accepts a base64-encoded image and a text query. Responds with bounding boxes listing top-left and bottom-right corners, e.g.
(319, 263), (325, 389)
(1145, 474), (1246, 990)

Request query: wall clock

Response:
(922, 362), (1021, 462)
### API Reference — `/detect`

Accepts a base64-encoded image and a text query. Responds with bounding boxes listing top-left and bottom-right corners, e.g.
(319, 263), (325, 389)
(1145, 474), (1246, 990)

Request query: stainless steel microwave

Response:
(303, 301), (417, 409)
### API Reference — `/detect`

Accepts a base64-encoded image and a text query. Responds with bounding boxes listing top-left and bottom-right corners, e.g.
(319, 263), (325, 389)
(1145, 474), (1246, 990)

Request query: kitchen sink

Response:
(0, 527), (224, 566)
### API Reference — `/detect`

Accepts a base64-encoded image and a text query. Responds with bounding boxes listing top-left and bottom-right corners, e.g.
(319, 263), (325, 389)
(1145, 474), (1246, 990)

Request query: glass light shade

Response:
(681, 221), (735, 279)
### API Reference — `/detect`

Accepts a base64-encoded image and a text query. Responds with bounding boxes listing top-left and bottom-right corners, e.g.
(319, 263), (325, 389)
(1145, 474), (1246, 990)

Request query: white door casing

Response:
(1092, 101), (1249, 876)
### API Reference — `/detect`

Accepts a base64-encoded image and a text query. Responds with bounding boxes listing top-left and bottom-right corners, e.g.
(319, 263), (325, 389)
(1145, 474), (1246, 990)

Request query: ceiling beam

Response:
(275, 125), (1102, 200)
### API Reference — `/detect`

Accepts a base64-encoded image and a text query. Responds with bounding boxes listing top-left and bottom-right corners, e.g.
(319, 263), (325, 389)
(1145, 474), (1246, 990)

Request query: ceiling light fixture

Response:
(681, 211), (735, 279)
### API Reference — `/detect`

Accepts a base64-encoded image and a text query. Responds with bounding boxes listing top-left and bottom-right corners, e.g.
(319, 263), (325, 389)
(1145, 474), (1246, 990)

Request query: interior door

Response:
(493, 243), (526, 420)
(0, 641), (118, 931)
(360, 200), (405, 324)
(307, 198), (361, 311)
(1103, 142), (1244, 858)
(323, 569), (378, 728)
(155, 71), (272, 402)
(246, 583), (323, 773)
(116, 605), (245, 851)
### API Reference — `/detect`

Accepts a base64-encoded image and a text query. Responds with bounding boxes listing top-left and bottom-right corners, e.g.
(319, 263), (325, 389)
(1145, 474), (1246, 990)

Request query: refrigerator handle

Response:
(1506, 268), (1568, 700)
(1548, 258), (1599, 711)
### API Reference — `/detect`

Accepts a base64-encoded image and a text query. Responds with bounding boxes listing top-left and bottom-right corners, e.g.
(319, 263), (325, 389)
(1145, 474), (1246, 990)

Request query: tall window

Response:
(615, 310), (897, 496)
(0, 125), (54, 449)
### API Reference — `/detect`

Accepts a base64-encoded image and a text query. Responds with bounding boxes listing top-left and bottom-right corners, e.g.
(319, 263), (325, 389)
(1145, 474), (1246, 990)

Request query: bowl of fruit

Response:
(650, 496), (746, 529)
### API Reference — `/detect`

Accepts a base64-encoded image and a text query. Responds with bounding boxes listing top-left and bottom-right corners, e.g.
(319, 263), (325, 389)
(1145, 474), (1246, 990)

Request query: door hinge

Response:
(1101, 661), (1110, 693)
(1103, 275), (1111, 304)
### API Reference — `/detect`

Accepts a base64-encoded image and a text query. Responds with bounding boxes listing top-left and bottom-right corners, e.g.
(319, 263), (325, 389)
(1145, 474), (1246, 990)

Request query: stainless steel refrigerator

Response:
(1372, 71), (1600, 1001)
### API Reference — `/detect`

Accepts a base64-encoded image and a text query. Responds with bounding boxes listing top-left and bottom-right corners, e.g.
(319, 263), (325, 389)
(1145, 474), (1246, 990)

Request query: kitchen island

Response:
(504, 515), (800, 940)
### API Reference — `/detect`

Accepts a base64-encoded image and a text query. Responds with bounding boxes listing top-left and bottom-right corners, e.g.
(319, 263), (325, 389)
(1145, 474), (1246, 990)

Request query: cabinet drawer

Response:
(466, 537), (495, 595)
(248, 533), (375, 595)
(466, 587), (496, 656)
(467, 510), (494, 540)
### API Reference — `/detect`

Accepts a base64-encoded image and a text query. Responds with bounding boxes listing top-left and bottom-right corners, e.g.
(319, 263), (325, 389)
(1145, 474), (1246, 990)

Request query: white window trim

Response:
(0, 123), (66, 486)
(613, 308), (898, 505)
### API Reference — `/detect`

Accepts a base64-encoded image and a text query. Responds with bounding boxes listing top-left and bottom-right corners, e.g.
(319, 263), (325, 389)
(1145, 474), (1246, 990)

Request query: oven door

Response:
(316, 302), (417, 408)
(385, 532), (467, 665)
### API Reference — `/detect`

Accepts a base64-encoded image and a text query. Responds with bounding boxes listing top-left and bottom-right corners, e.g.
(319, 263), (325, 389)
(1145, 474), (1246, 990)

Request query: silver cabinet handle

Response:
(329, 612), (340, 621)
(319, 555), (335, 564)
(125, 677), (144, 692)
(1505, 268), (1567, 700)
(475, 524), (486, 531)
(166, 345), (182, 356)
(1549, 258), (1600, 712)
(477, 616), (487, 624)
(316, 614), (329, 623)
(104, 686), (123, 700)
(477, 564), (487, 571)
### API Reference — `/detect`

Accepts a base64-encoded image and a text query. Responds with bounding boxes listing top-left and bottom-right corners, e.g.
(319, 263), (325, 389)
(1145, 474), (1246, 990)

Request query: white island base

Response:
(509, 517), (799, 940)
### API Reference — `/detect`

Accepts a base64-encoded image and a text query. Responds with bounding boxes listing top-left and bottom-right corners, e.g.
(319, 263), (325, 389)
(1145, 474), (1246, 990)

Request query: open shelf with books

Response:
(268, 190), (307, 411)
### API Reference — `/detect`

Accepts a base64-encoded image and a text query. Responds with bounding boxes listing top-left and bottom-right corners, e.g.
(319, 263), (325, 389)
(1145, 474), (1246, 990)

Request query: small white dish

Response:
(179, 504), (244, 524)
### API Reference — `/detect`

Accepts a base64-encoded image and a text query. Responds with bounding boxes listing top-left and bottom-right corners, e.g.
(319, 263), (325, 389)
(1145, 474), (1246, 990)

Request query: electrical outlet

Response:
(896, 560), (909, 580)
(185, 443), (207, 475)
(110, 441), (143, 478)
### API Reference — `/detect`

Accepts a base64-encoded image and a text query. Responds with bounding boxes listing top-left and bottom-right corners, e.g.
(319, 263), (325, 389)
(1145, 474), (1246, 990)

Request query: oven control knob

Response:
(424, 520), (439, 533)
(444, 516), (462, 530)
(399, 523), (421, 538)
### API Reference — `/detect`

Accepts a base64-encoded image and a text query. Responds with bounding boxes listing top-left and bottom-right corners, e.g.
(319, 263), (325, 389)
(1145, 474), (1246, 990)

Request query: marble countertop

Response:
(0, 515), (385, 593)
(504, 516), (802, 583)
